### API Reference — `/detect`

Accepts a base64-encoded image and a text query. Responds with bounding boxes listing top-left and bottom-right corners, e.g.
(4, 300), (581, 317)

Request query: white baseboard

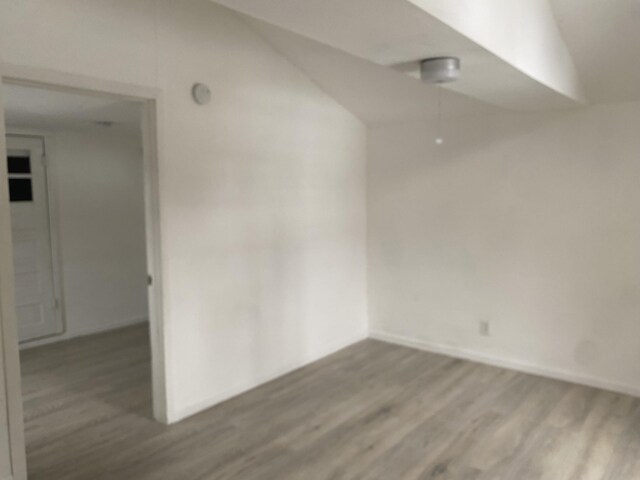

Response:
(370, 330), (640, 399)
(170, 330), (368, 423)
(20, 316), (148, 350)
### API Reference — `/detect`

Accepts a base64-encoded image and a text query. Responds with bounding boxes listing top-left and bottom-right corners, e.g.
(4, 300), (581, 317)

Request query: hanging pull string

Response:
(435, 84), (444, 145)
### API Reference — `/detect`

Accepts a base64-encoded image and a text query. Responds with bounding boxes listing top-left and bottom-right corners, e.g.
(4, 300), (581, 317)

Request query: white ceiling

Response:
(245, 15), (500, 125)
(212, 0), (584, 112)
(550, 0), (640, 103)
(219, 0), (472, 66)
(2, 84), (142, 134)
(6, 2), (638, 130)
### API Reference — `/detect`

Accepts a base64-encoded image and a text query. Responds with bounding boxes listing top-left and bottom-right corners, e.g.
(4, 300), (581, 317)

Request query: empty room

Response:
(0, 1), (639, 479)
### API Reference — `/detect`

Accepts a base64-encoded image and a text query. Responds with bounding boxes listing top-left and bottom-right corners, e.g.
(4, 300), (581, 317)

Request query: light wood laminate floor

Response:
(21, 325), (640, 479)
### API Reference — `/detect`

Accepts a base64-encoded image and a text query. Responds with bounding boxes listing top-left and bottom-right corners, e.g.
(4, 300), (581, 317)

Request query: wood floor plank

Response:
(20, 325), (640, 479)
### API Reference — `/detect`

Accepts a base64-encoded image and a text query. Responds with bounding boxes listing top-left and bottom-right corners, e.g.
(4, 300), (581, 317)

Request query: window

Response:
(9, 178), (33, 202)
(6, 154), (34, 202)
(8, 156), (31, 174)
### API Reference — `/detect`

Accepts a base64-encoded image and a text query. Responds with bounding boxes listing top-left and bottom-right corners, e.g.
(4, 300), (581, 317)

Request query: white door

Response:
(6, 136), (60, 342)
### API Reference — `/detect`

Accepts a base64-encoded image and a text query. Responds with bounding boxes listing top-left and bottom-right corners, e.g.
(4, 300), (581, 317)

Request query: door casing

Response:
(0, 63), (169, 480)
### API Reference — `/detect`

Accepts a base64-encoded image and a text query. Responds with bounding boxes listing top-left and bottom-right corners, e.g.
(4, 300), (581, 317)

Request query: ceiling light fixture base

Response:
(420, 57), (461, 84)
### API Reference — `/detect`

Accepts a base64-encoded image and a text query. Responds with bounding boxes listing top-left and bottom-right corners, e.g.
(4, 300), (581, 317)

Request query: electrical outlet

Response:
(479, 320), (490, 336)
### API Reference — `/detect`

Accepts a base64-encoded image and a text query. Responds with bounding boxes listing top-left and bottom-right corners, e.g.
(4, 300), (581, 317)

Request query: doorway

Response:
(0, 65), (168, 478)
(7, 136), (62, 342)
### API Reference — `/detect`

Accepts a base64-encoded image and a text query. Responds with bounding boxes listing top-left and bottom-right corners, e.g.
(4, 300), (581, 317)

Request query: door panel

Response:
(6, 136), (60, 342)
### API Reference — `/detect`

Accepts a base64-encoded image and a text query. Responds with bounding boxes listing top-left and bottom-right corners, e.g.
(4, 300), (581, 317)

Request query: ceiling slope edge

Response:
(209, 0), (585, 111)
(406, 0), (587, 105)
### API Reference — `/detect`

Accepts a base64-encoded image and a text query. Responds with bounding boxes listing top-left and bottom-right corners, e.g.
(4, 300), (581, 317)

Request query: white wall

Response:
(1, 0), (368, 422)
(51, 129), (148, 341)
(369, 101), (640, 396)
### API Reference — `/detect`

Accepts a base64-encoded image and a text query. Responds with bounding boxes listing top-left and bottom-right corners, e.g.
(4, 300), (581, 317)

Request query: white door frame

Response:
(0, 63), (169, 479)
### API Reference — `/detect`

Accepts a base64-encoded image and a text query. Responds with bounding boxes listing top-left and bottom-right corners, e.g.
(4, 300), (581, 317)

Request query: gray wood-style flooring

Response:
(20, 325), (640, 479)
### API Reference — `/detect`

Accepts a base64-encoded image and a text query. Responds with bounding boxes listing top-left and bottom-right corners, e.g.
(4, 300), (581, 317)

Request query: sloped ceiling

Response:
(211, 0), (585, 112)
(550, 0), (640, 103)
(244, 15), (499, 125)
